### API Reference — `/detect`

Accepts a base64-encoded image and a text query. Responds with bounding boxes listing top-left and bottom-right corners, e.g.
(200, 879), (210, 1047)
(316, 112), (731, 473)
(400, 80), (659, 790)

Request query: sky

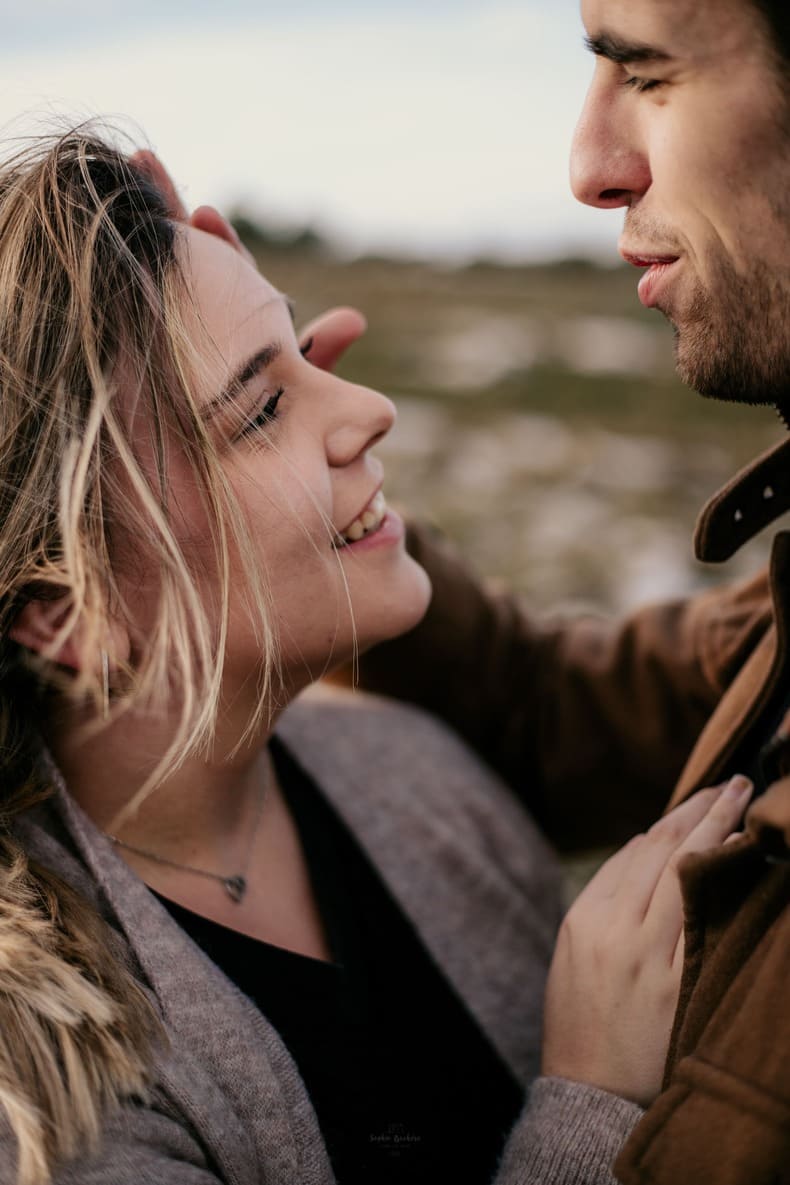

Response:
(0, 0), (625, 262)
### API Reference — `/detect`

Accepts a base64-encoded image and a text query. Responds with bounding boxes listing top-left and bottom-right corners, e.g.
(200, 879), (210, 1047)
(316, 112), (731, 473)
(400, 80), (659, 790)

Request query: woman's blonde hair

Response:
(0, 126), (278, 1184)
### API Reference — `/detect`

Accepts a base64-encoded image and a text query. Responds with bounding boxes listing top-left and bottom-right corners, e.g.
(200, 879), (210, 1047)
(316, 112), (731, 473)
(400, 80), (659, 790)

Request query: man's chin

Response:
(697, 386), (780, 407)
(674, 330), (786, 408)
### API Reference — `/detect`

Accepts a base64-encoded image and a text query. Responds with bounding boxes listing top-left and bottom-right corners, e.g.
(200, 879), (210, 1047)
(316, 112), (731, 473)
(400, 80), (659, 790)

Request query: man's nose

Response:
(570, 84), (651, 210)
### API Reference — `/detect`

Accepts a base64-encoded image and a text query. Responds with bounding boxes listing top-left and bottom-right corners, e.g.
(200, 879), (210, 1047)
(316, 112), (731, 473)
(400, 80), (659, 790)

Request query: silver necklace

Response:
(108, 763), (270, 903)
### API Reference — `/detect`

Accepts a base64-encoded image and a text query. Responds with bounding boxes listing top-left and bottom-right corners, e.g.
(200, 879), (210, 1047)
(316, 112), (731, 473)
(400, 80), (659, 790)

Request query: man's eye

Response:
(240, 387), (285, 438)
(621, 74), (663, 93)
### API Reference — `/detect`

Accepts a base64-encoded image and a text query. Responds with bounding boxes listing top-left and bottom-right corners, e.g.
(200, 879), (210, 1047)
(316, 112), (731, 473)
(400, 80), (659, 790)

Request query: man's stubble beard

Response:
(669, 134), (790, 408)
(671, 253), (790, 408)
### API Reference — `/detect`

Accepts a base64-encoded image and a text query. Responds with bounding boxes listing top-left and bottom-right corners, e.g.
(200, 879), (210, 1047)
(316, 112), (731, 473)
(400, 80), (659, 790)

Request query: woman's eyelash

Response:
(240, 387), (285, 438)
(237, 340), (310, 440)
(621, 75), (663, 93)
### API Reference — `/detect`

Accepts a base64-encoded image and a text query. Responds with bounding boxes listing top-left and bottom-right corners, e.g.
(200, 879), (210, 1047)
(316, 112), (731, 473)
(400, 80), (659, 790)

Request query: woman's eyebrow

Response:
(203, 341), (283, 422)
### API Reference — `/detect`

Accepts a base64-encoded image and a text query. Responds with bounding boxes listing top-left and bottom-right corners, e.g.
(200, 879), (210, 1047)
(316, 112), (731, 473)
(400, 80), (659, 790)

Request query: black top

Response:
(155, 738), (523, 1185)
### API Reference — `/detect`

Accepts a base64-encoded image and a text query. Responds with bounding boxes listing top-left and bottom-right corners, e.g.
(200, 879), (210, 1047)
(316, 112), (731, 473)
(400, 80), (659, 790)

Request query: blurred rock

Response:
(552, 316), (670, 377)
(581, 430), (677, 493)
(496, 413), (576, 476)
(419, 314), (538, 391)
(380, 397), (452, 458)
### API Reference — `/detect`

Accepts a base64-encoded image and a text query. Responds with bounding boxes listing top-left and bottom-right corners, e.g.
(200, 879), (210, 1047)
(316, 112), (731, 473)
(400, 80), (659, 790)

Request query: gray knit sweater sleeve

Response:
(495, 1077), (644, 1185)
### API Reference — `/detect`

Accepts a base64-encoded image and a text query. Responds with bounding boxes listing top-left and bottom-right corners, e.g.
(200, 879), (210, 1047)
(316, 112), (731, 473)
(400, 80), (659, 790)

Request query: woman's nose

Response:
(570, 81), (651, 210)
(324, 376), (396, 469)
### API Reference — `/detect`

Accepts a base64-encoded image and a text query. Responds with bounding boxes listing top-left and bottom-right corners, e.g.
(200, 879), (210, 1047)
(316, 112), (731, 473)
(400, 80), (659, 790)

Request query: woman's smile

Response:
(333, 488), (388, 547)
(335, 503), (405, 554)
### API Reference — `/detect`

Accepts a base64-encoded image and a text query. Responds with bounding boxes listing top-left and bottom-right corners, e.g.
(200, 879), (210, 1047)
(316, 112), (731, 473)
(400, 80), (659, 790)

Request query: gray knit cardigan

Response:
(4, 687), (643, 1184)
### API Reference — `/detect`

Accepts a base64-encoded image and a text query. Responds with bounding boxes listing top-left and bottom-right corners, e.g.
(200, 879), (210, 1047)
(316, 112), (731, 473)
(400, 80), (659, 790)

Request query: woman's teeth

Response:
(336, 491), (387, 547)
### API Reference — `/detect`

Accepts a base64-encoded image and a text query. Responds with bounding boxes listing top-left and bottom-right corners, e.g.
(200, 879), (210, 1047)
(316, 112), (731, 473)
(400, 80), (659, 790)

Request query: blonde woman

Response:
(0, 130), (746, 1185)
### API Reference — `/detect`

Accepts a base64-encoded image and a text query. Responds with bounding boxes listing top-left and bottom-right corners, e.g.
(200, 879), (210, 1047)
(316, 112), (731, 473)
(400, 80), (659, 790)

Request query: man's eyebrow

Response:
(584, 33), (672, 65)
(203, 341), (283, 421)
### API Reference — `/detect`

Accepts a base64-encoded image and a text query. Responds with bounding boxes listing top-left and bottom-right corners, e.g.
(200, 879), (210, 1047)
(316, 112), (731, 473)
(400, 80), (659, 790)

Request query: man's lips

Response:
(620, 250), (681, 309)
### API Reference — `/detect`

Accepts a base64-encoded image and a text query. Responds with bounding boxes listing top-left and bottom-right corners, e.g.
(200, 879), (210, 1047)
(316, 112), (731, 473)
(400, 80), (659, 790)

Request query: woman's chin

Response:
(345, 559), (433, 658)
(376, 559), (433, 642)
(280, 560), (432, 691)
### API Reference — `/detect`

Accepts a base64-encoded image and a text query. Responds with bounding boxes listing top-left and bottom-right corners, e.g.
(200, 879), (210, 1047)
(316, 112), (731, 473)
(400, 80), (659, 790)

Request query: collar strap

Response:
(694, 436), (790, 563)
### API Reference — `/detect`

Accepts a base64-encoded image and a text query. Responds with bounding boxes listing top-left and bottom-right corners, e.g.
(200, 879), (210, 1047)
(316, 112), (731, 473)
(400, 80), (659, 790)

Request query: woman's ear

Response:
(10, 596), (83, 669)
(10, 597), (130, 674)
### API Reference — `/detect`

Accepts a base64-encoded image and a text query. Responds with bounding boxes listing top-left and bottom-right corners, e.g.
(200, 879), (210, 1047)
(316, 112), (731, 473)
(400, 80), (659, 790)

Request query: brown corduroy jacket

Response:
(359, 435), (790, 1184)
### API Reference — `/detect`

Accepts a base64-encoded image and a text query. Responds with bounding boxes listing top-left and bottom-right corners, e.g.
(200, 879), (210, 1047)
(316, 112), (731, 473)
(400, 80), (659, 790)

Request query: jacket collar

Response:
(745, 701), (790, 856)
(691, 434), (790, 855)
(694, 435), (790, 562)
(746, 773), (790, 856)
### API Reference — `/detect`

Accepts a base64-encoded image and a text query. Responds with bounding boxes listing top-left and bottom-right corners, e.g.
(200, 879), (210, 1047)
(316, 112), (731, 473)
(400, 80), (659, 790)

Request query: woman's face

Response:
(124, 226), (431, 697)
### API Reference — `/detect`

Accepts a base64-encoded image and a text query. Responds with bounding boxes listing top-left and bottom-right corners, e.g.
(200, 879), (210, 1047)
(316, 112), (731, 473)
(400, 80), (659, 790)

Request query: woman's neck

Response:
(46, 693), (283, 868)
(46, 686), (336, 959)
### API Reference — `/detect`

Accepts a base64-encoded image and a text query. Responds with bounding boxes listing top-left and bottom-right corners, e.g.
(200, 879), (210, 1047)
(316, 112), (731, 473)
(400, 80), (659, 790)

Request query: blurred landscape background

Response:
(240, 221), (783, 618)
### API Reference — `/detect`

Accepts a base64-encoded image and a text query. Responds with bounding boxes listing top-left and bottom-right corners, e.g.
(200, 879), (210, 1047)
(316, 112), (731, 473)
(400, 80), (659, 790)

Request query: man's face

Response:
(571, 0), (790, 405)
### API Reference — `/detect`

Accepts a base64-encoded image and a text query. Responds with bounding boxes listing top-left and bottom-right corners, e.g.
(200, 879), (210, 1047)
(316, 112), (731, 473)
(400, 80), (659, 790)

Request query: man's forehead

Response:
(581, 0), (758, 60)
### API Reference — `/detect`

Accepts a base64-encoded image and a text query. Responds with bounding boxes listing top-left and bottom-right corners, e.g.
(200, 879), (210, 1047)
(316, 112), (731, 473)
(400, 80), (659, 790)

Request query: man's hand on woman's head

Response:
(129, 149), (368, 373)
(542, 775), (753, 1108)
(295, 307), (368, 371)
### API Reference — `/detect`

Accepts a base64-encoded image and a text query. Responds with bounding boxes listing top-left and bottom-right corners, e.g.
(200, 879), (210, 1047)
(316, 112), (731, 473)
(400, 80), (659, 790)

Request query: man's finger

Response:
(189, 205), (256, 266)
(299, 307), (368, 372)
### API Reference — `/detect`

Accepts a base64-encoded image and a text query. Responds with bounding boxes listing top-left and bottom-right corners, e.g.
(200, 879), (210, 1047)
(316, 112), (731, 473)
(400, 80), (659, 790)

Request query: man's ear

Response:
(10, 597), (130, 674)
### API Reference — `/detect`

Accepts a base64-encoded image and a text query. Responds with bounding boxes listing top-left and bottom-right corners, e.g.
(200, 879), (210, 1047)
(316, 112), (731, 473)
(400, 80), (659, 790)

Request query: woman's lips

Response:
(335, 489), (386, 544)
(336, 509), (405, 553)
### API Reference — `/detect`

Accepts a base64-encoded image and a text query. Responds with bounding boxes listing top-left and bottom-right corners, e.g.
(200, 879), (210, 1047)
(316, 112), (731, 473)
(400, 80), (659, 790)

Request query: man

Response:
(358, 1), (790, 1180)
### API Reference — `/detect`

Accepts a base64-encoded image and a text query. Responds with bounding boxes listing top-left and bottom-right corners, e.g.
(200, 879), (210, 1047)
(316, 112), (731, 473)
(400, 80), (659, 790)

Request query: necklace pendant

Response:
(224, 876), (247, 902)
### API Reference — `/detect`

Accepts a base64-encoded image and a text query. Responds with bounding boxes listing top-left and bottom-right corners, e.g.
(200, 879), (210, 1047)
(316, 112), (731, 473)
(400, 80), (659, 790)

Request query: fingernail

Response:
(723, 775), (753, 801)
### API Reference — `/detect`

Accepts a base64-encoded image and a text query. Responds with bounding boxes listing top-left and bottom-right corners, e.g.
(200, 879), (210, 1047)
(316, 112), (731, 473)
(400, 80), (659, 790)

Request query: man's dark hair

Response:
(752, 0), (790, 64)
